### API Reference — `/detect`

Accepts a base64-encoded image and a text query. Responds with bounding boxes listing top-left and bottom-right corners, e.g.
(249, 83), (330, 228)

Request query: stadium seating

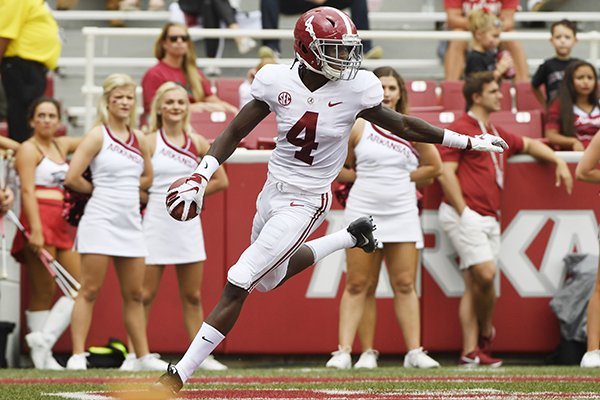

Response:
(440, 80), (512, 112)
(514, 81), (545, 112)
(406, 80), (442, 112)
(215, 79), (244, 109)
(190, 111), (277, 149)
(190, 111), (236, 142)
(412, 110), (464, 129)
(489, 110), (543, 138)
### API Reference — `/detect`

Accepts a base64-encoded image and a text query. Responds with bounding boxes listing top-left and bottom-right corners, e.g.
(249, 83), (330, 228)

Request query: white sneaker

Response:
(354, 349), (379, 369)
(236, 37), (257, 55)
(403, 347), (440, 369)
(66, 353), (88, 370)
(119, 353), (138, 371)
(198, 355), (228, 371)
(581, 350), (600, 368)
(325, 346), (351, 369)
(136, 353), (169, 371)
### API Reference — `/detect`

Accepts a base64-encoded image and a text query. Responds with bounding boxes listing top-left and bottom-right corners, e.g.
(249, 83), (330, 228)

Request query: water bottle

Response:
(496, 50), (515, 79)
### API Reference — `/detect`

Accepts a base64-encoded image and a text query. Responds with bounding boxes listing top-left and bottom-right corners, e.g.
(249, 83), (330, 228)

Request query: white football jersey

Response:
(251, 63), (383, 194)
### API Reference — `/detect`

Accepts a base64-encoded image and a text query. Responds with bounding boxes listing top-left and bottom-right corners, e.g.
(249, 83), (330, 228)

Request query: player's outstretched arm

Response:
(207, 99), (271, 164)
(166, 99), (270, 220)
(358, 105), (508, 153)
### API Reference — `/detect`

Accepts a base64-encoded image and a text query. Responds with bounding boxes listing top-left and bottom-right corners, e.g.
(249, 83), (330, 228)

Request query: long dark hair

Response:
(372, 66), (408, 114)
(555, 60), (598, 136)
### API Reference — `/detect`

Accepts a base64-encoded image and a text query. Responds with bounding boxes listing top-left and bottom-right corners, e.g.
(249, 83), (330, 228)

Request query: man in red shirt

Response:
(437, 71), (572, 366)
(443, 0), (528, 82)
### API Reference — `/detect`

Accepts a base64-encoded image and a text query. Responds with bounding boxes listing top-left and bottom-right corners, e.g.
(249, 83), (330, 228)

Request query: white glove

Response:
(166, 174), (208, 218)
(469, 133), (508, 153)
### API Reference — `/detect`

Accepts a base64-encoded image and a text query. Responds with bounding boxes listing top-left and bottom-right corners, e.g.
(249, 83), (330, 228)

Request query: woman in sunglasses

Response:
(141, 23), (238, 128)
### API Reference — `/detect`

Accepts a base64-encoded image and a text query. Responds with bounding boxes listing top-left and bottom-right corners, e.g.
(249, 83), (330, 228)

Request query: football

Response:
(166, 177), (199, 221)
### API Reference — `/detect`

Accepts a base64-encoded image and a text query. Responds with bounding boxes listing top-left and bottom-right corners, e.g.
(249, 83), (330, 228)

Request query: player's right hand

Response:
(469, 134), (508, 153)
(166, 174), (207, 216)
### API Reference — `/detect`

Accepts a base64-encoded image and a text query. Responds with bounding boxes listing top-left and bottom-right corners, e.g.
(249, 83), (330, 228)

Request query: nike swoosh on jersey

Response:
(201, 336), (214, 344)
(290, 201), (304, 207)
(328, 101), (343, 107)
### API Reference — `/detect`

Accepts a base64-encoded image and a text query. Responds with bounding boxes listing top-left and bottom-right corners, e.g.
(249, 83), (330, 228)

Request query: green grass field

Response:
(2, 362), (600, 399)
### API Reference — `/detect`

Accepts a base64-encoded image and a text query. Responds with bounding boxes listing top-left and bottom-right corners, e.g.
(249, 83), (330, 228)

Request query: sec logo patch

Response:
(278, 91), (292, 106)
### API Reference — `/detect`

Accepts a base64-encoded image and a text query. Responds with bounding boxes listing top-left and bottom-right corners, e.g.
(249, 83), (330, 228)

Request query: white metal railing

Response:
(78, 27), (600, 130)
(52, 10), (600, 23)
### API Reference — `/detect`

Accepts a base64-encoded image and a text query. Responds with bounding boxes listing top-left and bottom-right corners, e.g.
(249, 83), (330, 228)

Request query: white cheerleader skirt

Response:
(76, 188), (148, 257)
(344, 207), (424, 249)
(142, 194), (206, 265)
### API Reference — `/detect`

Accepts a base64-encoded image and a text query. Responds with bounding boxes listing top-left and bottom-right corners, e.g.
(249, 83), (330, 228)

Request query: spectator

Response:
(465, 10), (514, 80)
(11, 97), (81, 370)
(544, 60), (599, 151)
(443, 0), (528, 82)
(531, 19), (579, 108)
(259, 0), (382, 60)
(325, 67), (441, 370)
(437, 71), (572, 367)
(121, 82), (229, 372)
(239, 57), (277, 108)
(576, 132), (600, 368)
(141, 22), (238, 127)
(64, 73), (164, 371)
(150, 8), (507, 397)
(0, 0), (61, 143)
(179, 0), (257, 63)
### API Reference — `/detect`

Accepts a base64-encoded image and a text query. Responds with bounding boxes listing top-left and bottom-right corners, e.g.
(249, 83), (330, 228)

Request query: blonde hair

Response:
(468, 9), (502, 35)
(148, 82), (191, 133)
(95, 73), (137, 127)
(154, 22), (205, 102)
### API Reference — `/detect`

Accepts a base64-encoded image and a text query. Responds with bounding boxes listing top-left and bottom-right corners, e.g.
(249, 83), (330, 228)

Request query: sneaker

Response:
(478, 327), (496, 356)
(460, 349), (502, 368)
(204, 65), (222, 77)
(581, 350), (600, 368)
(364, 46), (383, 60)
(403, 347), (440, 369)
(66, 353), (88, 370)
(354, 349), (379, 369)
(325, 346), (352, 369)
(148, 0), (165, 11)
(237, 37), (257, 55)
(137, 353), (169, 371)
(150, 364), (183, 398)
(198, 355), (228, 371)
(347, 216), (377, 253)
(119, 353), (138, 371)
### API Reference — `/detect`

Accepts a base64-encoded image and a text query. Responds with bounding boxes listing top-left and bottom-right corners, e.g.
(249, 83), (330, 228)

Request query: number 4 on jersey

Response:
(286, 111), (319, 165)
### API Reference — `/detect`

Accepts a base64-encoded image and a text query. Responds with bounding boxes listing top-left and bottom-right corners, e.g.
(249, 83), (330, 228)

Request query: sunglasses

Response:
(167, 34), (190, 43)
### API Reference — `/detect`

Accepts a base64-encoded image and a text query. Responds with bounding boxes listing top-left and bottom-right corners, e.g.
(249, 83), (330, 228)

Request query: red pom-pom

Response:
(166, 177), (199, 221)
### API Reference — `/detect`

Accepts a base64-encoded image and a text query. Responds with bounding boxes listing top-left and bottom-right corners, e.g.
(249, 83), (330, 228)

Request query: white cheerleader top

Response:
(148, 129), (199, 198)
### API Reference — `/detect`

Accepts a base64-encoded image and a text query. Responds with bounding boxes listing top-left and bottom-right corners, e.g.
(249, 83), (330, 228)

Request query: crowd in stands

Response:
(0, 0), (599, 374)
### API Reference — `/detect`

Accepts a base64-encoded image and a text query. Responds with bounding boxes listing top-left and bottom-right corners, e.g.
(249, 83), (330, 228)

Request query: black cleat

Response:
(150, 364), (183, 399)
(347, 216), (378, 253)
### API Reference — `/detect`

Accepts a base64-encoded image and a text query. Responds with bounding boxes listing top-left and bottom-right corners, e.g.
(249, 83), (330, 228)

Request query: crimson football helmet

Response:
(293, 7), (363, 81)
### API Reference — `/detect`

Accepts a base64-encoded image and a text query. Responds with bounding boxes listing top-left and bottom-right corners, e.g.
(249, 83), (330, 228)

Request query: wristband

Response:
(442, 129), (470, 149)
(193, 155), (220, 180)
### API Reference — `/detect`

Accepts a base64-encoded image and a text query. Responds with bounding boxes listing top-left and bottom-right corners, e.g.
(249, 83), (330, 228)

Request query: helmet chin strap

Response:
(296, 55), (336, 80)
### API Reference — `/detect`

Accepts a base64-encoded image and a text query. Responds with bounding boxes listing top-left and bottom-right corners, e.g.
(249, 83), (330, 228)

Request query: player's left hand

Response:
(469, 134), (508, 153)
(166, 174), (207, 217)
